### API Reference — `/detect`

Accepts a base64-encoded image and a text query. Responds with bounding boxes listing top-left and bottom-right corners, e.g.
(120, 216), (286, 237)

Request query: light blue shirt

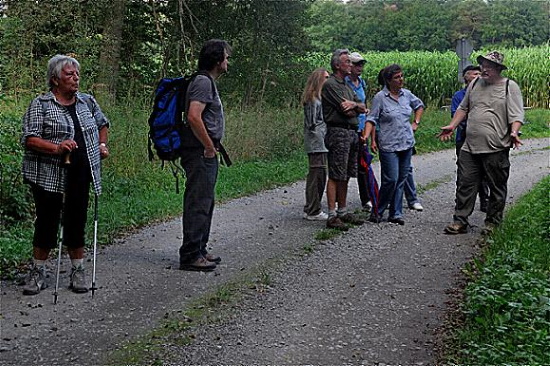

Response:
(366, 86), (424, 152)
(345, 76), (367, 132)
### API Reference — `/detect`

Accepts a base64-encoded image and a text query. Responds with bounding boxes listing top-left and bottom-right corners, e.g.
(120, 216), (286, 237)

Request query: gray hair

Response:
(47, 54), (80, 90)
(330, 48), (349, 72)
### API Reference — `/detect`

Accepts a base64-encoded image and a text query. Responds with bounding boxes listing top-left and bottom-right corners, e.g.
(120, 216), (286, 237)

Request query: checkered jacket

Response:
(21, 92), (110, 194)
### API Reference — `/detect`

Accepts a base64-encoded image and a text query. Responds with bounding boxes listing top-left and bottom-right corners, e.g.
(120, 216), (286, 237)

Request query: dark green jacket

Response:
(321, 74), (360, 128)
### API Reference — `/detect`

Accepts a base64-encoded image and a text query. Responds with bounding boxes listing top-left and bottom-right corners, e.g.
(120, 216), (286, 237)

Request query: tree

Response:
(97, 0), (127, 99)
(481, 0), (550, 47)
(303, 0), (550, 52)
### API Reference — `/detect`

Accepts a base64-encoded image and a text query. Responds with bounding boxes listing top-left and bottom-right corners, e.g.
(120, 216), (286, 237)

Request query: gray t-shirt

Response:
(459, 78), (524, 154)
(187, 74), (225, 142)
(303, 99), (328, 154)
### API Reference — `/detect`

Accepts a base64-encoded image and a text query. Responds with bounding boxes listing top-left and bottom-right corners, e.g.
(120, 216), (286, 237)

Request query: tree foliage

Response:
(305, 0), (550, 52)
(0, 0), (547, 107)
(0, 0), (311, 106)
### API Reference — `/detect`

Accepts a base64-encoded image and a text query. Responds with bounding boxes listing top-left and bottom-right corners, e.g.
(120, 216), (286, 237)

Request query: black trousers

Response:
(31, 166), (91, 250)
(179, 148), (219, 263)
(454, 149), (510, 226)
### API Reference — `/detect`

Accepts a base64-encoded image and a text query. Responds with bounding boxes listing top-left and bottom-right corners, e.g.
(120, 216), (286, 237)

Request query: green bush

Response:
(455, 176), (550, 364)
(0, 111), (34, 272)
(0, 112), (33, 225)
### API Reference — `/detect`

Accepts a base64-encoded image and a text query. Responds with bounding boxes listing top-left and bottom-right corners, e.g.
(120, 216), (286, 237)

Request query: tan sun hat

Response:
(476, 50), (507, 70)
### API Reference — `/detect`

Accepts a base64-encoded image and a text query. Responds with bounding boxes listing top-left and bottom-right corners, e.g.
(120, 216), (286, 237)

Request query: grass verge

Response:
(443, 175), (550, 364)
(106, 260), (280, 366)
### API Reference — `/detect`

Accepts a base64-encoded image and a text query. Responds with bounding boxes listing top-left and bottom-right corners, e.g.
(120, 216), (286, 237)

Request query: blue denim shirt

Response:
(345, 76), (367, 132)
(366, 87), (424, 153)
(451, 88), (467, 144)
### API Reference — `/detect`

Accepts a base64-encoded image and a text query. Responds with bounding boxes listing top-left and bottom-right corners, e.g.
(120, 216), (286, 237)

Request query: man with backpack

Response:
(178, 39), (232, 271)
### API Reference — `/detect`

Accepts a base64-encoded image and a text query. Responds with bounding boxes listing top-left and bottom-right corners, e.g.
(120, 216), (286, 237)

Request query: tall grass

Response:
(0, 101), (307, 273)
(447, 176), (550, 364)
(303, 44), (550, 108)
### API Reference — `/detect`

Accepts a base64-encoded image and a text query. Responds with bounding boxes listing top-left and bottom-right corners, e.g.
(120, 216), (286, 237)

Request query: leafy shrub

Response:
(0, 112), (33, 225)
(457, 176), (550, 364)
(0, 111), (35, 272)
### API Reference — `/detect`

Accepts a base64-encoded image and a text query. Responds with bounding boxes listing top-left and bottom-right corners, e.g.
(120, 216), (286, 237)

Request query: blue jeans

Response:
(404, 164), (419, 206)
(378, 148), (413, 219)
(179, 148), (219, 263)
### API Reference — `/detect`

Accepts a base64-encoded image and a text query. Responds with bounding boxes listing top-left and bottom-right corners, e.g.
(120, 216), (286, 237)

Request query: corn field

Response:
(302, 45), (550, 108)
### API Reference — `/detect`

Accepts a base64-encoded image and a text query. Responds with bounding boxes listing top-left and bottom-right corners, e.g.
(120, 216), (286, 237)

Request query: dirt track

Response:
(1, 139), (548, 365)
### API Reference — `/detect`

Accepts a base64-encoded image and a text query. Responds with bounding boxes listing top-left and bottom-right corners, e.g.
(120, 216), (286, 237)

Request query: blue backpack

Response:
(148, 72), (234, 192)
(147, 73), (212, 162)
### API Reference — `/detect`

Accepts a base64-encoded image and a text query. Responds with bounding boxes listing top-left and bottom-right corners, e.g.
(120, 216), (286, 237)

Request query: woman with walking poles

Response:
(21, 54), (110, 298)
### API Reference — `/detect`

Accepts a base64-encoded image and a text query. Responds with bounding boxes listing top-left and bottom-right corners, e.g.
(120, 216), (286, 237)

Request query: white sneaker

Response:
(410, 202), (423, 211)
(362, 201), (373, 212)
(303, 212), (329, 221)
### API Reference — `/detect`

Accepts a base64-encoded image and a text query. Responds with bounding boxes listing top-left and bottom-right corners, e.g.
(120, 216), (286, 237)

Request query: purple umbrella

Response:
(359, 144), (380, 217)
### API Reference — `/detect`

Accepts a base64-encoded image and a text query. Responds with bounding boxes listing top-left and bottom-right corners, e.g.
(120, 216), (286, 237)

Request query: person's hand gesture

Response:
(438, 125), (454, 141)
(510, 132), (523, 149)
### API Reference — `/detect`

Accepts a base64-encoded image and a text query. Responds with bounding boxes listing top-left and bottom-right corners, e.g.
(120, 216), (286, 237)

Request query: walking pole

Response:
(91, 193), (98, 298)
(54, 153), (71, 305)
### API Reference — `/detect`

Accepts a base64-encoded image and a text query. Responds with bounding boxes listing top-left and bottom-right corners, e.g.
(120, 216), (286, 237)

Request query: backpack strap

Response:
(466, 76), (480, 108)
(185, 71), (216, 110)
(218, 143), (232, 167)
(505, 78), (510, 125)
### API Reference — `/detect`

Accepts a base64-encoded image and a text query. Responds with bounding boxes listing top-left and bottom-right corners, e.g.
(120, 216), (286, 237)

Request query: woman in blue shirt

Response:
(363, 64), (424, 225)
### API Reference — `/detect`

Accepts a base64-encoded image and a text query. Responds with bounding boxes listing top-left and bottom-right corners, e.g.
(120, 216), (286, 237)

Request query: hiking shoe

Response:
(362, 202), (373, 212)
(180, 256), (217, 272)
(339, 213), (365, 225)
(326, 216), (348, 231)
(368, 214), (381, 223)
(481, 222), (497, 236)
(444, 222), (468, 235)
(479, 200), (488, 213)
(69, 265), (89, 293)
(204, 252), (221, 264)
(303, 212), (329, 221)
(409, 202), (423, 211)
(22, 266), (48, 295)
(388, 217), (405, 225)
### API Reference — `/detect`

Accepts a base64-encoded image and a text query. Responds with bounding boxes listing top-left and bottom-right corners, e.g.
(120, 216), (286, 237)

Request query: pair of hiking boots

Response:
(444, 221), (496, 236)
(179, 253), (221, 272)
(22, 265), (88, 295)
(326, 213), (365, 231)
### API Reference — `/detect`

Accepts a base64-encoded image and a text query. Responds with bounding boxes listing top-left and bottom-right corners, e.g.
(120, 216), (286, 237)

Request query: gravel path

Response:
(1, 139), (548, 365)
